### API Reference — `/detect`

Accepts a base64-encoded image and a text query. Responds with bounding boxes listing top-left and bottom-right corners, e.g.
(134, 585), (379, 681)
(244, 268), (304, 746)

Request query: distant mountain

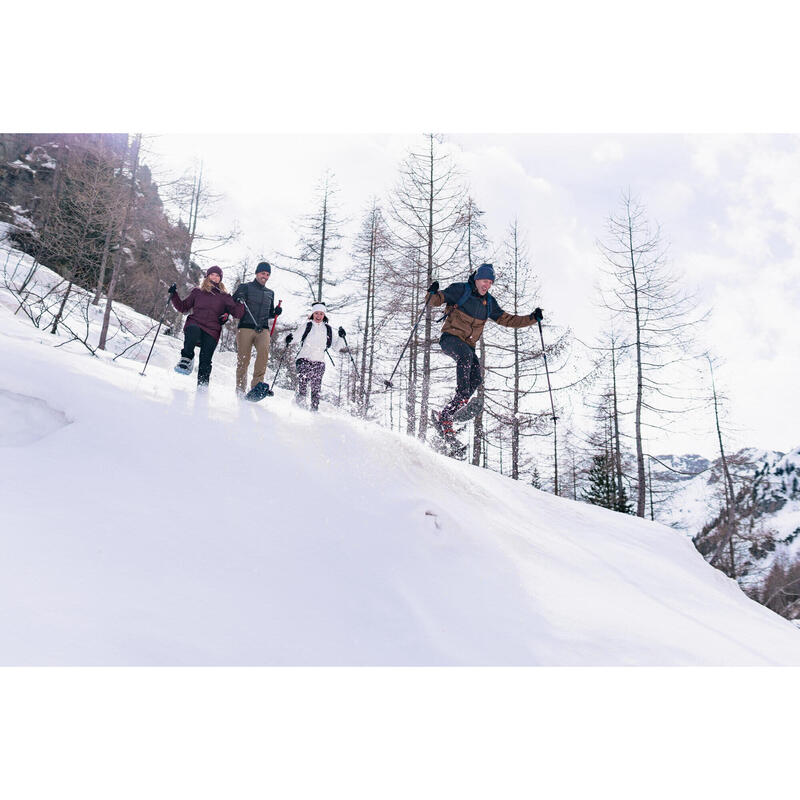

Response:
(651, 453), (712, 483)
(656, 446), (800, 621)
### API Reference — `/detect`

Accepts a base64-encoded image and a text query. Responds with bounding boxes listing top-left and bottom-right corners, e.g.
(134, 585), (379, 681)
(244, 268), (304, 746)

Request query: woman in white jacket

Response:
(286, 302), (342, 411)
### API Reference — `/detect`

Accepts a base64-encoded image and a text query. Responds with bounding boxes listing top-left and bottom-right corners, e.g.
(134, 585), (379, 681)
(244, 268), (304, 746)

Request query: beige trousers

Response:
(236, 328), (271, 392)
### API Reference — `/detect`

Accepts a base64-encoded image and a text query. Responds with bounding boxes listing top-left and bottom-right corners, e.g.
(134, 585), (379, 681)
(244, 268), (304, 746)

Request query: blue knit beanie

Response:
(255, 261), (272, 274)
(475, 263), (495, 282)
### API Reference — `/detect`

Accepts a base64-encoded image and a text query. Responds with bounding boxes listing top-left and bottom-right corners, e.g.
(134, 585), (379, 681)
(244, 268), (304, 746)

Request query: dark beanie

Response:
(255, 261), (272, 275)
(206, 265), (223, 279)
(475, 263), (495, 282)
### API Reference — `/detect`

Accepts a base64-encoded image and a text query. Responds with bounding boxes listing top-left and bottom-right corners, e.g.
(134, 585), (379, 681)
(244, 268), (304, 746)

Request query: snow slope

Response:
(3, 274), (800, 665)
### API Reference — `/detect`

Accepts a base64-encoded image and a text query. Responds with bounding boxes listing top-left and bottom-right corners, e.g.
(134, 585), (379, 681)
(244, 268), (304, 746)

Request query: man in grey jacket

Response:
(231, 261), (282, 395)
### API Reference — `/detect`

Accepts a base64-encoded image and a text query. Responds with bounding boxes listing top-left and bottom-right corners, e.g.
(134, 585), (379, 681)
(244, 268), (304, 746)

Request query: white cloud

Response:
(591, 140), (625, 163)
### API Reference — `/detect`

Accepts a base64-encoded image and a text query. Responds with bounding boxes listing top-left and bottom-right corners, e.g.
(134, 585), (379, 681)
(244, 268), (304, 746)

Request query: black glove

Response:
(285, 333), (294, 345)
(272, 306), (283, 317)
(531, 307), (543, 322)
(428, 281), (440, 294)
(338, 326), (346, 338)
(218, 312), (229, 325)
(168, 283), (177, 296)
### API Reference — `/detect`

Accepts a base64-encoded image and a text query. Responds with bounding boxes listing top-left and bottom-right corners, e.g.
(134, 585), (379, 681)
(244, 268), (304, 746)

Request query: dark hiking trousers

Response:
(296, 358), (325, 411)
(182, 324), (219, 385)
(439, 332), (482, 419)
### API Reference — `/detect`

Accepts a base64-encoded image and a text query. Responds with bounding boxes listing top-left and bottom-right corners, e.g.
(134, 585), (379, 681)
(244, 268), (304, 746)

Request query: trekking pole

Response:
(384, 294), (431, 388)
(338, 331), (361, 381)
(268, 345), (289, 392)
(535, 309), (559, 495)
(240, 300), (260, 329)
(269, 300), (282, 335)
(140, 292), (173, 376)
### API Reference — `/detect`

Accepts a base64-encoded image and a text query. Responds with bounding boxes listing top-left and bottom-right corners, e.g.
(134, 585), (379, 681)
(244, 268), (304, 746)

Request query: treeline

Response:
(0, 133), (221, 350)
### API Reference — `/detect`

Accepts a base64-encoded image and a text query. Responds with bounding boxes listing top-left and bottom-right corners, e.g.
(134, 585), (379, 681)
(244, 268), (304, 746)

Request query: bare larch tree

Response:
(387, 134), (466, 440)
(597, 191), (705, 517)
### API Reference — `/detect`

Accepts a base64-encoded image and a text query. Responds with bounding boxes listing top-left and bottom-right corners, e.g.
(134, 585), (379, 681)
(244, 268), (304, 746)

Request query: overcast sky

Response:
(12, 2), (799, 460)
(146, 133), (799, 458)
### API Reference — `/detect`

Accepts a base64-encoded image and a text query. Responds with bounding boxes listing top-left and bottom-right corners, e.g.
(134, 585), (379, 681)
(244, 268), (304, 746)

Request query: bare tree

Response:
(597, 191), (706, 516)
(459, 194), (493, 466)
(46, 139), (123, 334)
(351, 199), (393, 415)
(279, 169), (345, 304)
(167, 158), (241, 280)
(706, 355), (739, 575)
(98, 134), (142, 351)
(387, 134), (467, 440)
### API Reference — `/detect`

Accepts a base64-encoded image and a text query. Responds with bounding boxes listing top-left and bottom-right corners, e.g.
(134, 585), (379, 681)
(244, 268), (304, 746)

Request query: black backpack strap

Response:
(437, 281), (474, 323)
(325, 324), (332, 348)
(300, 321), (313, 344)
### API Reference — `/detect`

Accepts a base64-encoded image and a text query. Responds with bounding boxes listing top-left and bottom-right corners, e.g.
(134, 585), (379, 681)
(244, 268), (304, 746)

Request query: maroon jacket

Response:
(171, 287), (245, 340)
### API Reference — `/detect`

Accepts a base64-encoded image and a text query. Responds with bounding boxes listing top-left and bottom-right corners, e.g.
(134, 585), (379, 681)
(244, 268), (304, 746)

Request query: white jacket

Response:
(294, 318), (335, 364)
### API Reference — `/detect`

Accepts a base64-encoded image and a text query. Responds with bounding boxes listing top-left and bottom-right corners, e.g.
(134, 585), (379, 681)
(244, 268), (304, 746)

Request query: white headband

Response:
(311, 303), (327, 313)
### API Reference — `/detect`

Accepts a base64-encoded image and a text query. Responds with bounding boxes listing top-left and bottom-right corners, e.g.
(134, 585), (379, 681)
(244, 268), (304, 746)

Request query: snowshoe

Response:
(245, 382), (274, 402)
(430, 411), (467, 459)
(451, 395), (483, 424)
(174, 356), (194, 375)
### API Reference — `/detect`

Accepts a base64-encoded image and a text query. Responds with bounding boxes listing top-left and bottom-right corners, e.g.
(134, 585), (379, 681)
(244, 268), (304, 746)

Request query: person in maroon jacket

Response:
(168, 266), (245, 386)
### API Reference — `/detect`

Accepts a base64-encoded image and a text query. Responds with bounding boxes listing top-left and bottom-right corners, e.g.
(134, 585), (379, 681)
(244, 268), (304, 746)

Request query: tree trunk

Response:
(98, 134), (141, 351)
(611, 339), (626, 510)
(50, 281), (74, 334)
(710, 358), (737, 578)
(317, 183), (327, 302)
(92, 214), (116, 305)
(360, 212), (376, 413)
(627, 210), (647, 517)
(406, 280), (419, 435)
(418, 137), (435, 440)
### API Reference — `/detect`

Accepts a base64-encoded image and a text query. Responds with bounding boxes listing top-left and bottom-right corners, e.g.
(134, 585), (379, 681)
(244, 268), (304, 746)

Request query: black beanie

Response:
(255, 261), (272, 274)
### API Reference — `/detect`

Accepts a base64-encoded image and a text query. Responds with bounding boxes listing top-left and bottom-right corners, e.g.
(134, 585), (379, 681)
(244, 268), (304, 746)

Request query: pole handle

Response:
(270, 300), (282, 335)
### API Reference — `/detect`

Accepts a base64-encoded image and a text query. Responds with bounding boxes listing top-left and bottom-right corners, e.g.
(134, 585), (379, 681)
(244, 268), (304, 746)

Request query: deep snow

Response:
(3, 255), (800, 664)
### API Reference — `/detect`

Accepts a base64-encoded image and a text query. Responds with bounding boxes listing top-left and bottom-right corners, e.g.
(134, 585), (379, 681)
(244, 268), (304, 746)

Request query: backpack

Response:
(438, 274), (496, 322)
(301, 320), (333, 349)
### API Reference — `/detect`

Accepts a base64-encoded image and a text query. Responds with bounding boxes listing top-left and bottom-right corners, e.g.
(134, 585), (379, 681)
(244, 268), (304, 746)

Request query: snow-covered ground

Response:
(3, 244), (800, 664)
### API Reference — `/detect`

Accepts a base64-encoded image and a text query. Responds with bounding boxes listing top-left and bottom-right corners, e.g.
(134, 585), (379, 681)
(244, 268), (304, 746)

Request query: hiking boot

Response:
(174, 355), (194, 375)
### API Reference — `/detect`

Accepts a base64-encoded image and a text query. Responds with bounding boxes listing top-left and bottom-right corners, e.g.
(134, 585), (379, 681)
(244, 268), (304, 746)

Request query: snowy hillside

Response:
(4, 250), (800, 664)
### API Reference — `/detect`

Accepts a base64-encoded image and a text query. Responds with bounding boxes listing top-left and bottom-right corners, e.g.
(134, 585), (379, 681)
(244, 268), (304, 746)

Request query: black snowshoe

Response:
(430, 411), (467, 458)
(245, 382), (274, 402)
(174, 356), (194, 375)
(451, 395), (483, 424)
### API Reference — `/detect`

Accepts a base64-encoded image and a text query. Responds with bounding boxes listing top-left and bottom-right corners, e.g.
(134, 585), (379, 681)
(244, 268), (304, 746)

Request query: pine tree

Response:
(582, 449), (633, 513)
(582, 452), (616, 509)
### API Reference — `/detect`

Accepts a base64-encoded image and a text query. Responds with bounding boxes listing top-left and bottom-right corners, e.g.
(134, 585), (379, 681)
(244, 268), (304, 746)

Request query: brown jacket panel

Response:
(430, 291), (536, 348)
